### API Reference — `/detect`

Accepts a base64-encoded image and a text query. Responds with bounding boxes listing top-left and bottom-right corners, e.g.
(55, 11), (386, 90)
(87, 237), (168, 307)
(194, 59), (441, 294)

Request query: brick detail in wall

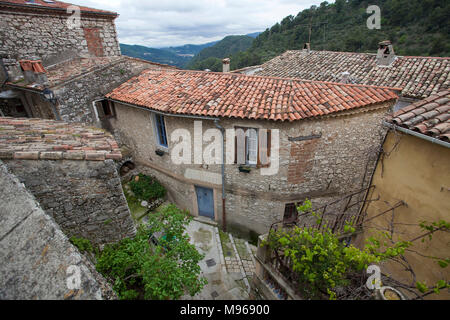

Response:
(287, 139), (320, 184)
(83, 28), (104, 57)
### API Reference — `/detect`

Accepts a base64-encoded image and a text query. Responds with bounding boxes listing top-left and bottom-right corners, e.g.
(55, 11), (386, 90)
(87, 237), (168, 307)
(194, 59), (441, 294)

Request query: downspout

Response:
(214, 119), (227, 232)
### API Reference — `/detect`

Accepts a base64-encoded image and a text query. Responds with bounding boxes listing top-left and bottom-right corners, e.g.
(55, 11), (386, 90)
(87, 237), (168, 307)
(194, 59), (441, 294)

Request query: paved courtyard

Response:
(181, 219), (256, 300)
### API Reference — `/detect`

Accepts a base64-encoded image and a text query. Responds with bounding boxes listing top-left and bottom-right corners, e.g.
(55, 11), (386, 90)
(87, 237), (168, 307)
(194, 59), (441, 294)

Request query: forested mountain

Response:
(191, 0), (450, 71)
(162, 41), (219, 57)
(186, 35), (255, 71)
(120, 44), (192, 68)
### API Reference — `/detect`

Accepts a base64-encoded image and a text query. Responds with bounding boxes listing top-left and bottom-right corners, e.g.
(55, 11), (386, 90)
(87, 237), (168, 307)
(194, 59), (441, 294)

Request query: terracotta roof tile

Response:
(389, 90), (450, 142)
(106, 69), (398, 122)
(0, 117), (122, 161)
(251, 50), (449, 99)
(0, 0), (117, 16)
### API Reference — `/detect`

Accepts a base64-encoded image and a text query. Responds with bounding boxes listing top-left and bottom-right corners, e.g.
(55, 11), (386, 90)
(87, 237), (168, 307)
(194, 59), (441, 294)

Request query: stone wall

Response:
(54, 57), (166, 123)
(108, 101), (393, 237)
(3, 159), (136, 245)
(0, 9), (120, 60)
(0, 161), (116, 300)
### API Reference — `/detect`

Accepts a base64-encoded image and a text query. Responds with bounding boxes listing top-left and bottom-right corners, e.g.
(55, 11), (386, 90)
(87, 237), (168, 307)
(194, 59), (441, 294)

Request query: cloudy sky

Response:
(74, 0), (326, 48)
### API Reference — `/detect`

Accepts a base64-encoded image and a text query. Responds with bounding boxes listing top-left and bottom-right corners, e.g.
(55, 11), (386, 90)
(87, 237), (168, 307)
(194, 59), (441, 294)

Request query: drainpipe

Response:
(214, 119), (227, 232)
(383, 121), (450, 149)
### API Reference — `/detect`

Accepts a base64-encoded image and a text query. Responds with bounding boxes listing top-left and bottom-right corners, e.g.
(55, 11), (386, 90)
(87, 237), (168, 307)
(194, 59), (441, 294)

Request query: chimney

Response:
(19, 59), (48, 86)
(376, 40), (396, 66)
(303, 43), (311, 53)
(222, 58), (230, 73)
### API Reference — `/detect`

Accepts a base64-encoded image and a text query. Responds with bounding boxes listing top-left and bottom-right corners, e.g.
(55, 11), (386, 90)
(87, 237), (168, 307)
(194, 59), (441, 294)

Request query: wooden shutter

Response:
(258, 129), (271, 168)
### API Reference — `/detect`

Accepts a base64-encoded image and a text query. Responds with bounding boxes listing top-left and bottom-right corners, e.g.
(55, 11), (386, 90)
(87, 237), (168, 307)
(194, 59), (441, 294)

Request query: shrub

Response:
(95, 204), (206, 300)
(69, 236), (94, 253)
(129, 174), (166, 201)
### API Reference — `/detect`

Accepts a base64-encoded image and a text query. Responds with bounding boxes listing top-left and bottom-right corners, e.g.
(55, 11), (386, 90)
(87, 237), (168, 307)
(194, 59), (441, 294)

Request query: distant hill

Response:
(187, 35), (255, 71)
(230, 0), (450, 70)
(120, 32), (263, 69)
(120, 44), (191, 68)
(162, 41), (219, 57)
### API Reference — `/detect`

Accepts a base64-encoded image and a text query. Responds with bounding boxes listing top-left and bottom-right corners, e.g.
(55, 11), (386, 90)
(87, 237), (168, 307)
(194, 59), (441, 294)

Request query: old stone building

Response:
(104, 68), (399, 237)
(234, 41), (450, 111)
(0, 0), (176, 124)
(0, 161), (116, 300)
(0, 117), (136, 245)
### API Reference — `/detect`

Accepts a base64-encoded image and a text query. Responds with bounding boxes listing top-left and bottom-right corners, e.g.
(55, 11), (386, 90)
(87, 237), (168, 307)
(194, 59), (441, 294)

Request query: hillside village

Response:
(0, 0), (448, 301)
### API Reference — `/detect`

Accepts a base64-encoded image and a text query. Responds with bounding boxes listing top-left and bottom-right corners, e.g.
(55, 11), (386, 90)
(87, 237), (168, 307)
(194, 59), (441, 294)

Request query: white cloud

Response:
(73, 0), (325, 47)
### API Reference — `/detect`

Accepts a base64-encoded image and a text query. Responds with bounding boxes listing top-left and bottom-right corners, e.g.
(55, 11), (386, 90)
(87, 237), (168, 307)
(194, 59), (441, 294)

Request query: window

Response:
(154, 114), (168, 148)
(283, 203), (298, 224)
(95, 100), (115, 119)
(235, 127), (271, 167)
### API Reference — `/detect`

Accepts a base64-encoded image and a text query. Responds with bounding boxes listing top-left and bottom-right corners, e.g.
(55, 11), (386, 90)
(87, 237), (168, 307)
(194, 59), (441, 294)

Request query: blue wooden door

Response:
(196, 186), (215, 219)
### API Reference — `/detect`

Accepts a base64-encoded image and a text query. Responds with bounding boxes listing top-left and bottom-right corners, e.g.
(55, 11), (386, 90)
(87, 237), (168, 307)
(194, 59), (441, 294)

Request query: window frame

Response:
(153, 113), (169, 149)
(234, 126), (271, 168)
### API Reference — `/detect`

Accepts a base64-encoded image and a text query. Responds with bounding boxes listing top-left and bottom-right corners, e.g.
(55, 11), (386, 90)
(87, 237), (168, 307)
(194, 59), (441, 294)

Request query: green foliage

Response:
(262, 199), (416, 299)
(230, 0), (450, 69)
(187, 35), (255, 70)
(95, 204), (206, 300)
(69, 236), (94, 254)
(129, 174), (166, 202)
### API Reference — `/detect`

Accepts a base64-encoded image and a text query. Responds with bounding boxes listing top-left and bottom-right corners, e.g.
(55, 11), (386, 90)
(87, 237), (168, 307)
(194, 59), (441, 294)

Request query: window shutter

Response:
(259, 129), (271, 168)
(234, 135), (237, 164)
(96, 101), (105, 118)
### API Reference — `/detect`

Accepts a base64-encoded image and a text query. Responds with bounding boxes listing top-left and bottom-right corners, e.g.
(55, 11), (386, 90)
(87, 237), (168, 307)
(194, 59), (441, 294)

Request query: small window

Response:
(235, 127), (271, 167)
(283, 203), (298, 223)
(154, 114), (168, 148)
(96, 100), (115, 119)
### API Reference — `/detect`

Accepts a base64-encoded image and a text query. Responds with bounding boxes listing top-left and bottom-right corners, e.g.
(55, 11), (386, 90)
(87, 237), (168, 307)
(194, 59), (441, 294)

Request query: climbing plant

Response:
(95, 204), (206, 300)
(262, 200), (449, 300)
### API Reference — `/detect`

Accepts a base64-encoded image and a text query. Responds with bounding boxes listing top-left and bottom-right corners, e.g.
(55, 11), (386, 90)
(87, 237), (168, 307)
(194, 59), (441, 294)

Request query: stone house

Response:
(104, 68), (399, 237)
(234, 41), (450, 111)
(0, 117), (136, 245)
(355, 90), (450, 299)
(0, 0), (176, 124)
(0, 161), (116, 300)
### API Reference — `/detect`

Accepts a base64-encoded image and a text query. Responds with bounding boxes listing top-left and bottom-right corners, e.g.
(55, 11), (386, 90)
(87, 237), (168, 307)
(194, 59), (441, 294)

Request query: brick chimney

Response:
(303, 43), (311, 53)
(222, 58), (230, 73)
(376, 40), (396, 66)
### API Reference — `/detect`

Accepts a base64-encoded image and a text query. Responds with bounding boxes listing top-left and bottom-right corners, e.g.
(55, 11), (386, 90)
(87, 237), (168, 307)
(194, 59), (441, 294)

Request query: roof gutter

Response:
(106, 98), (220, 122)
(383, 121), (450, 149)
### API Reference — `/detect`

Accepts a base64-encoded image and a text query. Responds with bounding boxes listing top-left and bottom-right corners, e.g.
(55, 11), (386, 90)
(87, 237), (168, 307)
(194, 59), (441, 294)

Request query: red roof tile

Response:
(250, 50), (450, 99)
(106, 69), (399, 122)
(0, 0), (117, 16)
(388, 90), (450, 142)
(0, 117), (122, 161)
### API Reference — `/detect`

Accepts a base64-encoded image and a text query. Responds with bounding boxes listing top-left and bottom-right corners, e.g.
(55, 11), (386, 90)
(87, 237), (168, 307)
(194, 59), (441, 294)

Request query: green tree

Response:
(96, 204), (206, 300)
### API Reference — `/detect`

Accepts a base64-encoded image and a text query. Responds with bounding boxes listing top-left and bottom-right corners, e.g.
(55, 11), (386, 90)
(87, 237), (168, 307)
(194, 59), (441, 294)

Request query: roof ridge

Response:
(143, 68), (402, 92)
(284, 49), (450, 60)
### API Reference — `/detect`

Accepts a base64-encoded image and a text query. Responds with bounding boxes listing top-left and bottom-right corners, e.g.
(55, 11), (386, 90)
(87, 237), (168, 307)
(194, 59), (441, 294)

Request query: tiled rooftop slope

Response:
(0, 117), (122, 161)
(106, 69), (399, 122)
(254, 50), (450, 99)
(388, 90), (450, 142)
(0, 0), (117, 15)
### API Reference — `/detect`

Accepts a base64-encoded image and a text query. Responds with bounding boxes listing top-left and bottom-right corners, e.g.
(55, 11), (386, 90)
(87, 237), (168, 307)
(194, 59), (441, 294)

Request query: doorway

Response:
(195, 186), (215, 220)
